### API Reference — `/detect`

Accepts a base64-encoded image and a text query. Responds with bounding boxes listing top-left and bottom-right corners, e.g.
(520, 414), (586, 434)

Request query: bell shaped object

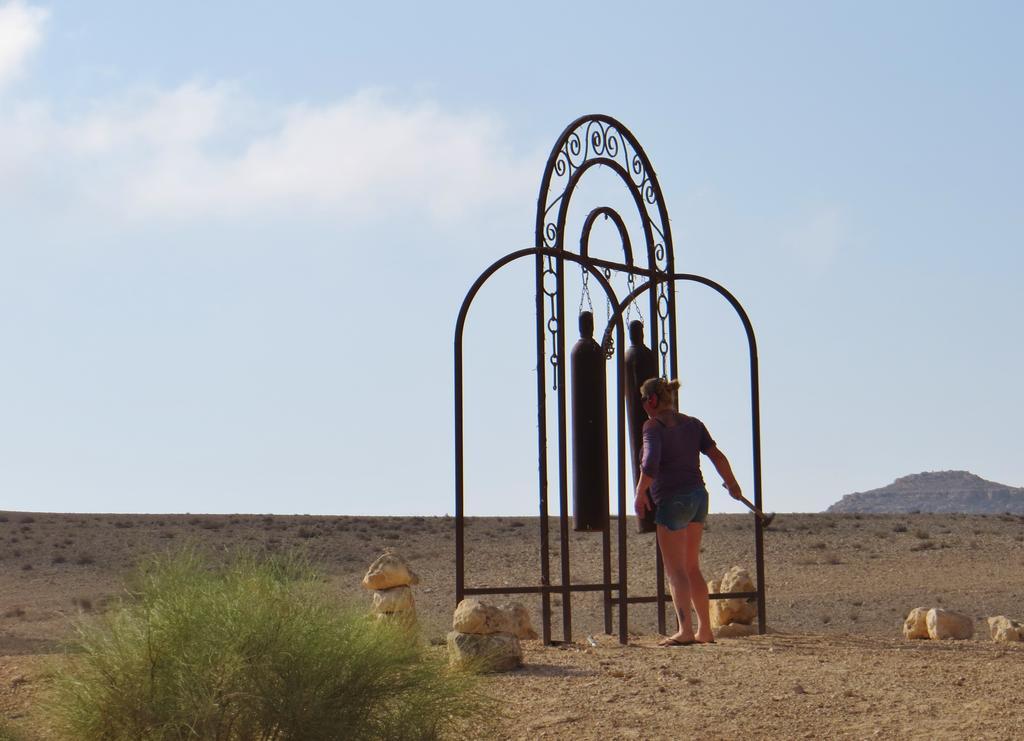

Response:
(624, 320), (659, 533)
(570, 311), (609, 532)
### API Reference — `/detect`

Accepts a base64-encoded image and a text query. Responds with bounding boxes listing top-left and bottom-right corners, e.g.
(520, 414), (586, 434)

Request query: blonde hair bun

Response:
(639, 377), (681, 411)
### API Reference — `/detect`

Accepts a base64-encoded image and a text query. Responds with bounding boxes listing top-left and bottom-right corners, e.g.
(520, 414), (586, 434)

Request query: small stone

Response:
(714, 623), (758, 638)
(362, 551), (419, 590)
(446, 631), (522, 672)
(926, 608), (974, 640)
(501, 602), (539, 640)
(452, 598), (537, 639)
(708, 566), (757, 627)
(902, 607), (930, 639)
(987, 615), (1023, 642)
(371, 585), (414, 614)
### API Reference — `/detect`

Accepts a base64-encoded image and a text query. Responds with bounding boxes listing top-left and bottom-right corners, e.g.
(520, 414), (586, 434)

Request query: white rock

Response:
(452, 598), (537, 639)
(371, 585), (414, 614)
(714, 623), (758, 638)
(987, 615), (1022, 642)
(499, 602), (538, 640)
(708, 566), (757, 627)
(447, 631), (522, 672)
(926, 608), (974, 640)
(362, 551), (419, 590)
(903, 607), (930, 639)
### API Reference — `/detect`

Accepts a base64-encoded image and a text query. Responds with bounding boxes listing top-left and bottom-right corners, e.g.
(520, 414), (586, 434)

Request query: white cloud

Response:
(781, 205), (846, 271)
(0, 82), (541, 227)
(0, 1), (47, 90)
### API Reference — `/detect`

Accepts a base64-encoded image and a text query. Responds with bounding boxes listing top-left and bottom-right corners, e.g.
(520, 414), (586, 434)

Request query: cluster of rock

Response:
(362, 551), (419, 628)
(986, 616), (1023, 642)
(447, 598), (537, 672)
(708, 566), (759, 638)
(903, 607), (1023, 642)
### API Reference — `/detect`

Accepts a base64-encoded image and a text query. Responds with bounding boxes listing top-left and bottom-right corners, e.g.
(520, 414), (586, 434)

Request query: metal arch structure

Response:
(454, 115), (766, 645)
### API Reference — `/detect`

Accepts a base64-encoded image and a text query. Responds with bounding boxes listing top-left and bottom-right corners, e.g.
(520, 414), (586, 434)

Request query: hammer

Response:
(723, 484), (776, 529)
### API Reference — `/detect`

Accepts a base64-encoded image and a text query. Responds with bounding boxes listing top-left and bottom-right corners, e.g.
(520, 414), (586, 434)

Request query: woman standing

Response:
(633, 377), (743, 645)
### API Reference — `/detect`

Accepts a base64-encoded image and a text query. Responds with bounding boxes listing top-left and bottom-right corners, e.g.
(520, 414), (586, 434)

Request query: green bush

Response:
(52, 548), (491, 740)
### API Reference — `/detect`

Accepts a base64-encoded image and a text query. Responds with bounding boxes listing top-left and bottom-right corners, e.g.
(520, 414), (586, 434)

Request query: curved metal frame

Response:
(455, 115), (766, 644)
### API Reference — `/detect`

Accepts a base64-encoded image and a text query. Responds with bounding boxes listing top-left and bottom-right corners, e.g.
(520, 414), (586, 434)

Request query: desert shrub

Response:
(0, 717), (31, 740)
(51, 547), (490, 740)
(893, 523), (908, 533)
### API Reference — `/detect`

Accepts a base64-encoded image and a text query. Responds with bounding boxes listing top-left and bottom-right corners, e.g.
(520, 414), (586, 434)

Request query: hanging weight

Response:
(624, 320), (659, 533)
(570, 311), (609, 532)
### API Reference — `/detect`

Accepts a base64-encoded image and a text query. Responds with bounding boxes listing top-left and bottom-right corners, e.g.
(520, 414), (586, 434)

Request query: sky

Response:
(1, 1), (1021, 516)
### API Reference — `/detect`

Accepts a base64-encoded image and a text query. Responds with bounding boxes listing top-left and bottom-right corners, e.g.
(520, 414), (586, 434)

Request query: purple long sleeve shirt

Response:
(641, 413), (716, 504)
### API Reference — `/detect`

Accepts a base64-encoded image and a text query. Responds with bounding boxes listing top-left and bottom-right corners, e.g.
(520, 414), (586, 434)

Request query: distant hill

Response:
(827, 470), (1024, 514)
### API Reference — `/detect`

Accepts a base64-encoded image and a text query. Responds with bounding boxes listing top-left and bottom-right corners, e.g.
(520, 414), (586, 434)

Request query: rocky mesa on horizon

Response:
(827, 470), (1024, 514)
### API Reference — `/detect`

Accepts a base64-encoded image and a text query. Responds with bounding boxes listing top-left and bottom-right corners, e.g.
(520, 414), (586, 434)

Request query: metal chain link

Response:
(544, 255), (559, 390)
(657, 281), (670, 377)
(602, 267), (614, 359)
(579, 266), (593, 314)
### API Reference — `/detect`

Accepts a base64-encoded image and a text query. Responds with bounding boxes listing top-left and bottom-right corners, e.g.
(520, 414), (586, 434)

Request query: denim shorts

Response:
(654, 485), (709, 530)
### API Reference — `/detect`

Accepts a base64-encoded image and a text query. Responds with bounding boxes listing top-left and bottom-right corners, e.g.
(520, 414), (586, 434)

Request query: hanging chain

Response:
(543, 255), (559, 390)
(657, 280), (670, 377)
(579, 265), (593, 314)
(625, 272), (643, 324)
(602, 267), (614, 359)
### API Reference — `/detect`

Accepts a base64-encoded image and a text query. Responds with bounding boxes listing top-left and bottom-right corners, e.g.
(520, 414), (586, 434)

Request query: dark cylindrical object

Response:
(571, 311), (608, 531)
(624, 320), (659, 533)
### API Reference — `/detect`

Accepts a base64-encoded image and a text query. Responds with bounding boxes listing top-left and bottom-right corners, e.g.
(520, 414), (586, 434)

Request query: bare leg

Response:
(656, 525), (694, 641)
(681, 523), (714, 642)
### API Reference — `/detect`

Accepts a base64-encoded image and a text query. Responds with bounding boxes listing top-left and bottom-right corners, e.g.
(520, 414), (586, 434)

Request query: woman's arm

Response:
(705, 446), (742, 500)
(635, 421), (661, 517)
(634, 472), (654, 517)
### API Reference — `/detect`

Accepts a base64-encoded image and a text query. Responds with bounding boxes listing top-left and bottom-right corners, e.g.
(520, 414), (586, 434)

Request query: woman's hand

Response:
(634, 492), (651, 519)
(723, 481), (743, 500)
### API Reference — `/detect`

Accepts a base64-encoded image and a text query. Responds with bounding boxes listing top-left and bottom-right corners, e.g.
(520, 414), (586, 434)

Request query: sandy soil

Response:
(1, 510), (1023, 738)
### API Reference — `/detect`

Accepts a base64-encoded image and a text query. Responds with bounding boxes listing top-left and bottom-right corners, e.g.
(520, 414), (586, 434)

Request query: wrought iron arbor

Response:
(454, 115), (766, 644)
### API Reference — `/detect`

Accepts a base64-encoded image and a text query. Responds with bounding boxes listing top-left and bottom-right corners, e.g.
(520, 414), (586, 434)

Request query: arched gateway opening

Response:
(454, 115), (766, 644)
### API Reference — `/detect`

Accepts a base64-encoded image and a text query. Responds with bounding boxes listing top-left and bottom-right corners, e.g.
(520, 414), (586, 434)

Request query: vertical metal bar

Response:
(601, 311), (617, 636)
(750, 344), (767, 633)
(647, 275), (667, 631)
(455, 333), (465, 606)
(535, 253), (552, 644)
(556, 253), (572, 642)
(601, 452), (613, 635)
(666, 257), (679, 637)
(616, 336), (628, 644)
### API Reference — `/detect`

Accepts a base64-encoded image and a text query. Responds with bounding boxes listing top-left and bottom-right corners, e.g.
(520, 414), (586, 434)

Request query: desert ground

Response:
(1, 510), (1022, 739)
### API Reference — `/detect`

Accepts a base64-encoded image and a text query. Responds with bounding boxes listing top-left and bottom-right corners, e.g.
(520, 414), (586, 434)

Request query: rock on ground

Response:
(371, 585), (414, 614)
(714, 623), (758, 638)
(926, 608), (974, 640)
(447, 630), (522, 672)
(453, 598), (537, 639)
(986, 615), (1022, 642)
(708, 566), (757, 628)
(362, 551), (420, 591)
(903, 607), (930, 639)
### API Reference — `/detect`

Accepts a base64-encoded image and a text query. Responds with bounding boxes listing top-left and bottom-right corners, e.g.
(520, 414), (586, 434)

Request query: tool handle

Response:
(721, 482), (755, 511)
